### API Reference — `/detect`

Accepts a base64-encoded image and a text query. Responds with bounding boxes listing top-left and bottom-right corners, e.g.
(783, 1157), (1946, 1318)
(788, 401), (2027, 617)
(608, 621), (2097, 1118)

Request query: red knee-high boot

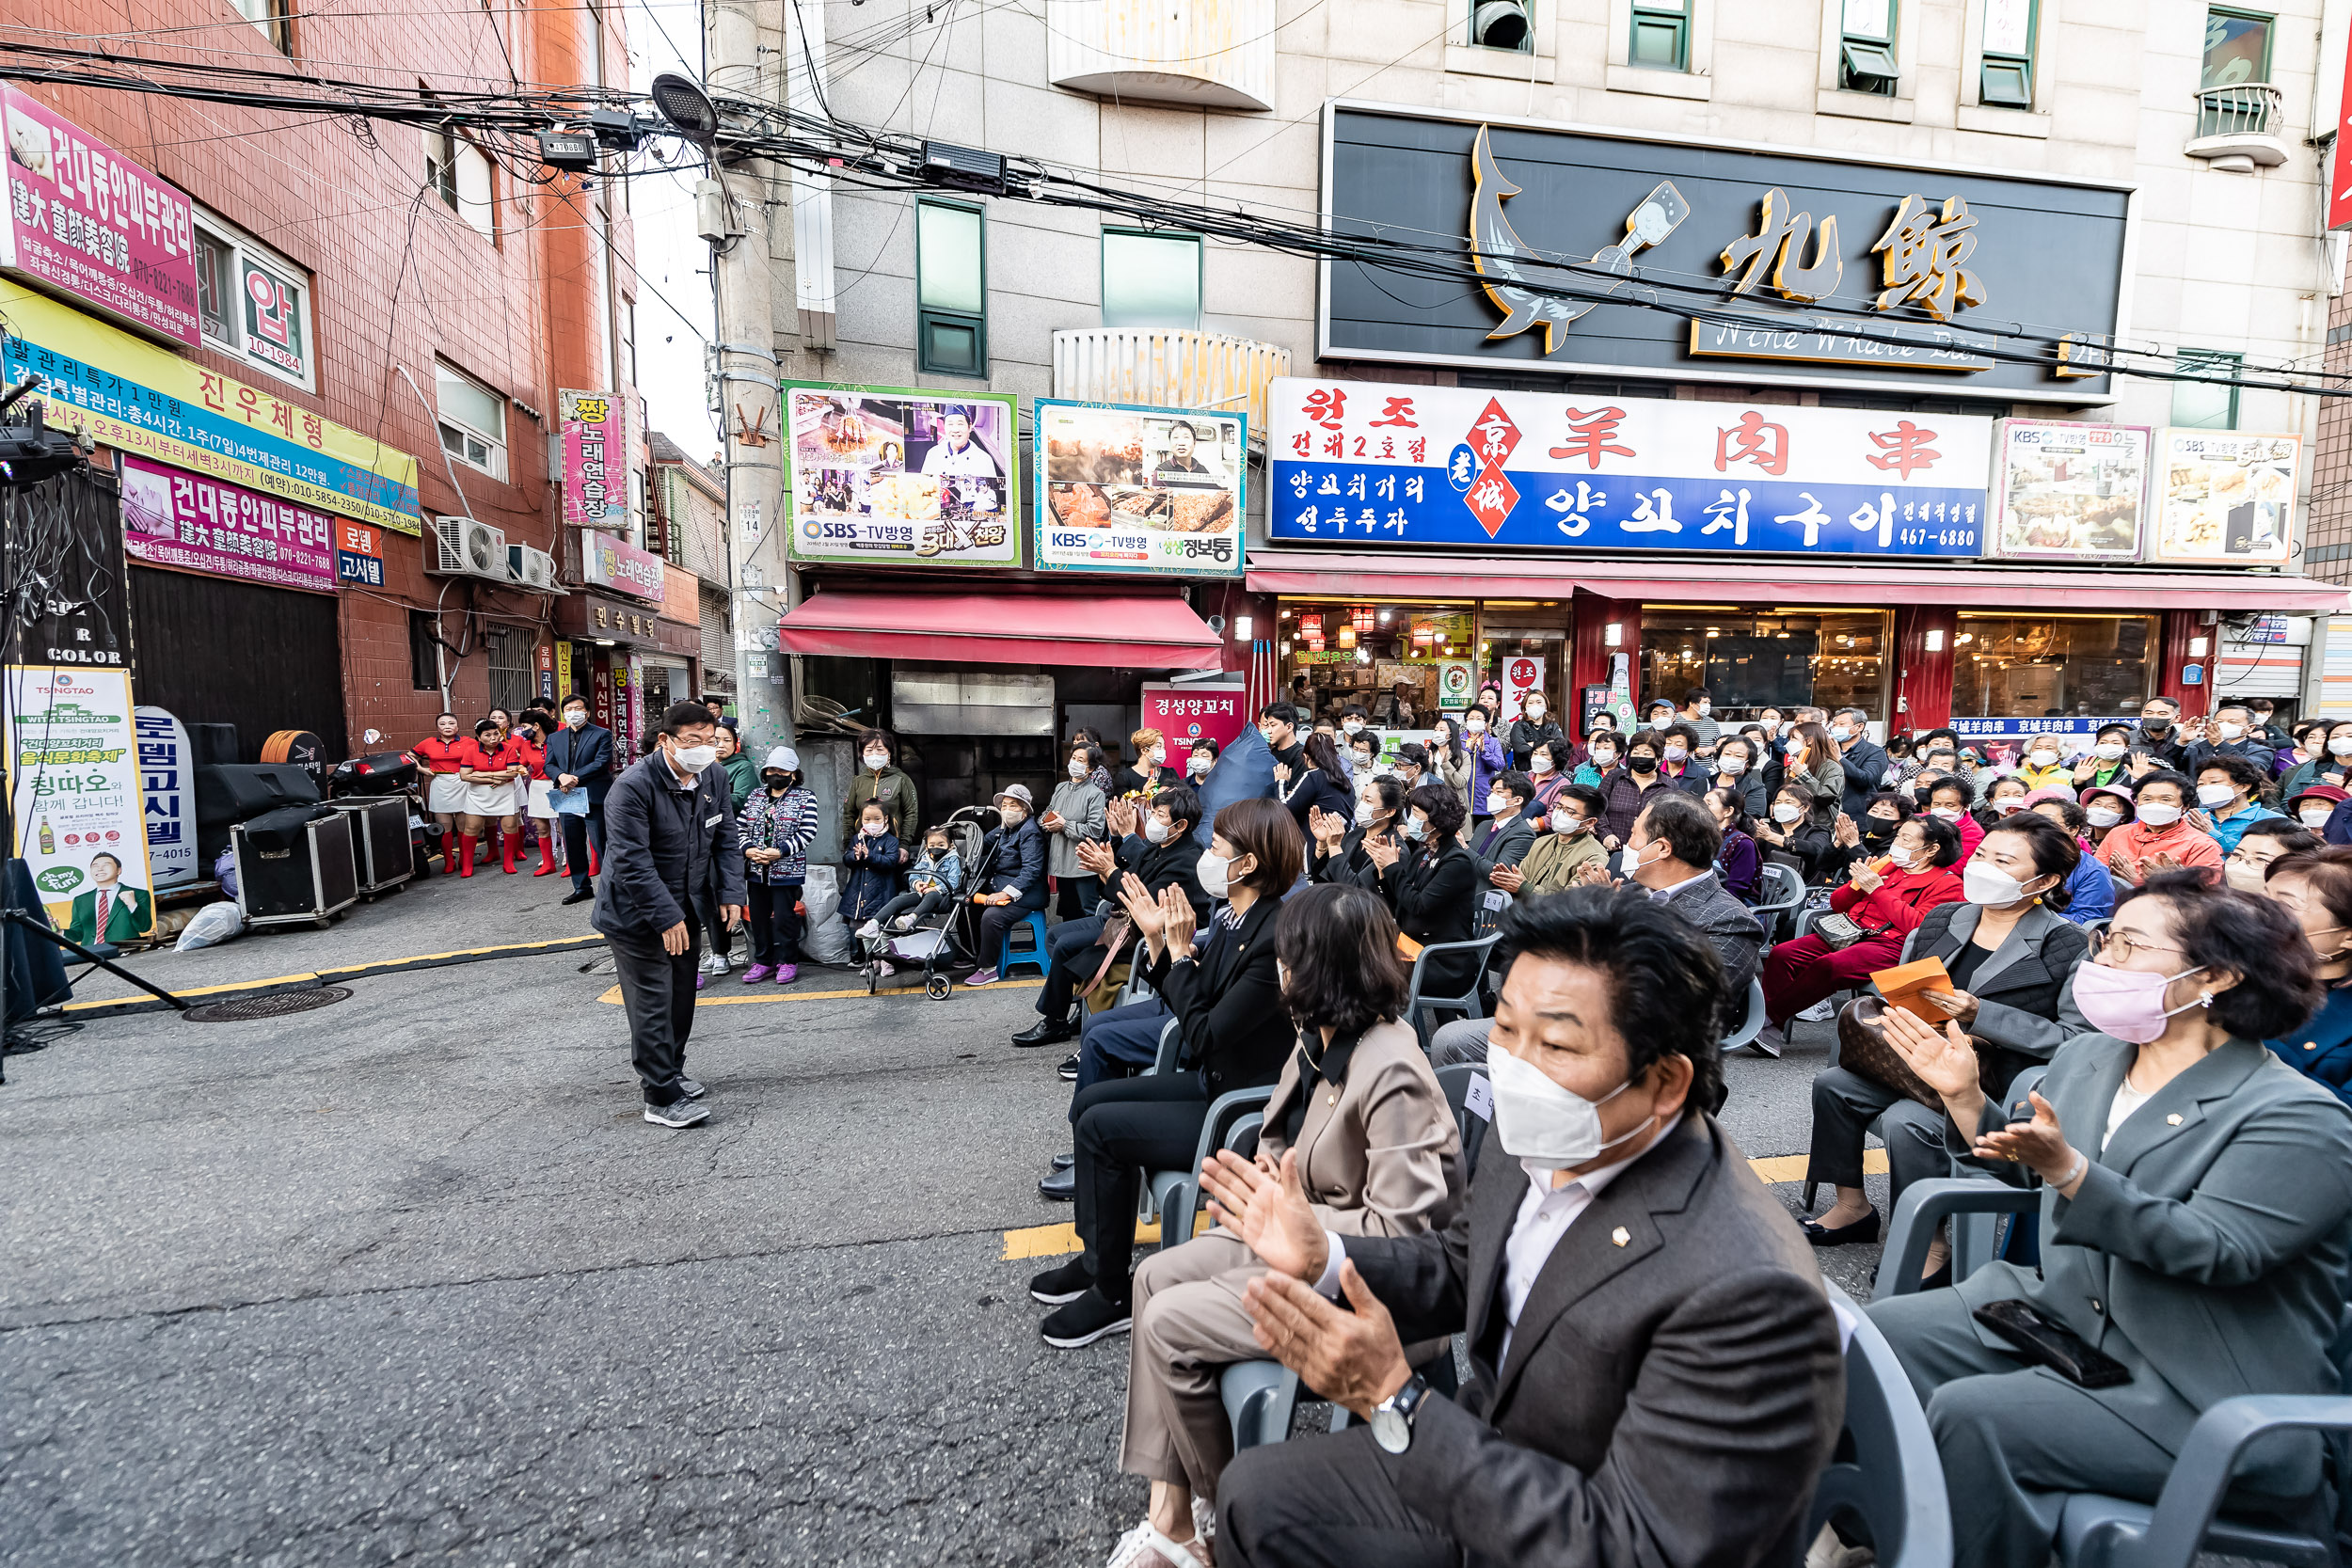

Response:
(500, 828), (518, 874)
(533, 830), (558, 876)
(459, 835), (475, 877)
(441, 830), (458, 875)
(587, 839), (599, 878)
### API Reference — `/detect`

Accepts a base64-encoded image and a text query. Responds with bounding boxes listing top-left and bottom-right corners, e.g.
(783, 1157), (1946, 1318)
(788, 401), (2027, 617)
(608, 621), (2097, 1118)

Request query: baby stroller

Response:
(862, 803), (1001, 1000)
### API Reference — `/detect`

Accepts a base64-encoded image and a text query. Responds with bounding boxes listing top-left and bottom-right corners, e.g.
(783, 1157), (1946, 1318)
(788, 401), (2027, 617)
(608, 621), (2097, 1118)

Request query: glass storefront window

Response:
(1949, 613), (2155, 719)
(1640, 609), (1891, 722)
(1274, 598), (1565, 726)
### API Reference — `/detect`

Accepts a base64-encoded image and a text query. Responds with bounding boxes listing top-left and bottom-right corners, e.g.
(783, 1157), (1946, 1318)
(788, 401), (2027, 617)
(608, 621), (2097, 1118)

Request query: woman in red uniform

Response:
(414, 712), (469, 874)
(457, 717), (524, 876)
(513, 710), (559, 876)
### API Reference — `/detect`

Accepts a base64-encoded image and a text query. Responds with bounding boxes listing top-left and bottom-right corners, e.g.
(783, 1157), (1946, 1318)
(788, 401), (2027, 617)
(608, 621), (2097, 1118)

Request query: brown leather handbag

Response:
(1836, 995), (1987, 1111)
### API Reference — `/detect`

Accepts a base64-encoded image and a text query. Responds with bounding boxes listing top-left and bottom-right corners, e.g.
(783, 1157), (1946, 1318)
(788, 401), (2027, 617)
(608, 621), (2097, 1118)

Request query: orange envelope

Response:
(1396, 932), (1425, 962)
(1871, 955), (1954, 1023)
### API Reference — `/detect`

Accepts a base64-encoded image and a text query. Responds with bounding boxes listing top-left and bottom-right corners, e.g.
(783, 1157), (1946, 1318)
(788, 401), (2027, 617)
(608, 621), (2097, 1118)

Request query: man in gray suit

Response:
(1200, 887), (1844, 1568)
(594, 701), (746, 1129)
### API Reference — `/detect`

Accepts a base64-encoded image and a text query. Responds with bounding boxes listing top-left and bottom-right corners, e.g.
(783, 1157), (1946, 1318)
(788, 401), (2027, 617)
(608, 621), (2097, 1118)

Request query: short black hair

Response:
(2195, 752), (2267, 795)
(1491, 768), (1535, 807)
(661, 701), (715, 736)
(1496, 887), (1726, 1115)
(1706, 785), (1756, 838)
(855, 727), (893, 756)
(1865, 791), (1916, 819)
(1662, 721), (1702, 750)
(1151, 782), (1202, 834)
(2117, 872), (2325, 1040)
(89, 851), (120, 870)
(1558, 783), (1606, 818)
(1908, 813), (1963, 868)
(2095, 722), (2131, 742)
(1405, 782), (1467, 842)
(2144, 695), (2182, 713)
(1395, 742), (1429, 770)
(1683, 687), (1708, 705)
(2216, 700), (2253, 719)
(2133, 768), (2194, 806)
(1190, 736), (1221, 758)
(1928, 772), (1977, 809)
(1362, 774), (1405, 816)
(1980, 813), (2081, 911)
(2243, 819), (2322, 857)
(1277, 883), (1410, 1037)
(1635, 790), (1722, 871)
(1627, 728), (1665, 754)
(1071, 741), (1104, 772)
(561, 692), (589, 710)
(474, 717), (501, 737)
(1340, 702), (1368, 719)
(1213, 797), (1305, 895)
(1258, 702), (1301, 728)
(2034, 797), (2087, 833)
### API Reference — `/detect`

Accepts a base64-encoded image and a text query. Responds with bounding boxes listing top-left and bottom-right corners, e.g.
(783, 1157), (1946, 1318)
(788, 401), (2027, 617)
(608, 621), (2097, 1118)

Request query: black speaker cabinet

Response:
(326, 798), (414, 895)
(233, 809), (358, 928)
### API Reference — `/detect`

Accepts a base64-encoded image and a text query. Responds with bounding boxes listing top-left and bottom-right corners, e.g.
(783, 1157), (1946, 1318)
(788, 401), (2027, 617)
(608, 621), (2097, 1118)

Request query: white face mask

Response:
(1695, 701), (1711, 717)
(2137, 803), (2184, 827)
(2196, 783), (2236, 808)
(1717, 758), (1746, 777)
(671, 743), (718, 773)
(1196, 850), (1232, 899)
(1887, 844), (1916, 867)
(1485, 1046), (1654, 1172)
(1771, 802), (1803, 824)
(1830, 726), (1854, 744)
(1963, 860), (2038, 907)
(2332, 737), (2352, 758)
(1662, 745), (1688, 762)
(1486, 792), (1509, 816)
(864, 751), (889, 769)
(1466, 720), (1486, 735)
(1930, 807), (1963, 821)
(1144, 816), (1171, 845)
(1590, 749), (1617, 768)
(2027, 751), (2057, 768)
(1147, 747), (1166, 766)
(1343, 720), (1363, 736)
(564, 710), (587, 729)
(859, 821), (884, 836)
(1068, 760), (1088, 780)
(2094, 743), (2126, 761)
(1188, 755), (1212, 777)
(1550, 811), (1585, 835)
(1525, 705), (1545, 721)
(2217, 722), (2246, 741)
(2087, 805), (2126, 828)
(2303, 807), (2336, 828)
(1001, 806), (1025, 826)
(2224, 859), (2269, 893)
(1356, 799), (1382, 826)
(1531, 756), (1555, 776)
(1993, 799), (2025, 816)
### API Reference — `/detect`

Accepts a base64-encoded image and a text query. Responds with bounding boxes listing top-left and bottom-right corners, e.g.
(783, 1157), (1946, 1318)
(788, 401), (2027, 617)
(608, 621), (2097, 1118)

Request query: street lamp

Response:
(649, 72), (720, 150)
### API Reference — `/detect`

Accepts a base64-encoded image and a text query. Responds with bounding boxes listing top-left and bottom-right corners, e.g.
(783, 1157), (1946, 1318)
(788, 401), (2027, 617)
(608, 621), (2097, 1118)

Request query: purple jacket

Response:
(1468, 731), (1510, 810)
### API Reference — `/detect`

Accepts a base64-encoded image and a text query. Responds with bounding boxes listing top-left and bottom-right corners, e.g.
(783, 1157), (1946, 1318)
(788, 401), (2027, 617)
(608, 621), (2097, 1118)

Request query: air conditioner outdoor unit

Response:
(428, 514), (506, 578)
(508, 544), (558, 590)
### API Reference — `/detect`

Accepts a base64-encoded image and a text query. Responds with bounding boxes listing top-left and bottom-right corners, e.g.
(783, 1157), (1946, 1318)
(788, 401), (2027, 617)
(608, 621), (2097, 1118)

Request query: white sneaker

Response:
(856, 918), (882, 942)
(1798, 998), (1837, 1022)
(709, 951), (732, 974)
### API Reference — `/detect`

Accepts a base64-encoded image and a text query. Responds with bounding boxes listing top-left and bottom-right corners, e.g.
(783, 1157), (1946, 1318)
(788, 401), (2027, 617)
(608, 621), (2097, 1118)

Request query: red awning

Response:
(776, 590), (1227, 670)
(1243, 550), (2350, 613)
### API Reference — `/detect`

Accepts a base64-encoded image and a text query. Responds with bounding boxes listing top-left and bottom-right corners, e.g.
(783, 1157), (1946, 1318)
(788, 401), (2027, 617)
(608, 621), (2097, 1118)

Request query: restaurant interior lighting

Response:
(1232, 615), (1252, 641)
(2189, 636), (2210, 657)
(1924, 629), (1946, 652)
(1603, 623), (1623, 647)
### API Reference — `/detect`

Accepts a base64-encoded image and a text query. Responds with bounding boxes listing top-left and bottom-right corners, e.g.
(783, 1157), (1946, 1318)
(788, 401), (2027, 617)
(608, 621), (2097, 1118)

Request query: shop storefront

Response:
(553, 588), (701, 760)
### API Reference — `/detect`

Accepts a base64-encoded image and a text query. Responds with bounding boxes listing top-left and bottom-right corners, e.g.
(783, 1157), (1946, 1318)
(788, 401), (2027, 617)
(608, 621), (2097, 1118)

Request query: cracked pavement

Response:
(1, 871), (1871, 1564)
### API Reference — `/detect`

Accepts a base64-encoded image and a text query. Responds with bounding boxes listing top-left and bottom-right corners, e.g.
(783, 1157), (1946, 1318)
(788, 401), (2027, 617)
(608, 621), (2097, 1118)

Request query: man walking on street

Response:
(545, 691), (614, 906)
(594, 701), (747, 1128)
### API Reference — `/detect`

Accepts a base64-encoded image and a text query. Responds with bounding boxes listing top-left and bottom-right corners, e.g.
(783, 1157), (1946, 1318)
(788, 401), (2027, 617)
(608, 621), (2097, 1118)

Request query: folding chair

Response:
(1720, 977), (1770, 1057)
(1805, 1282), (1953, 1568)
(1751, 862), (1805, 944)
(1147, 1085), (1272, 1241)
(1404, 933), (1504, 1052)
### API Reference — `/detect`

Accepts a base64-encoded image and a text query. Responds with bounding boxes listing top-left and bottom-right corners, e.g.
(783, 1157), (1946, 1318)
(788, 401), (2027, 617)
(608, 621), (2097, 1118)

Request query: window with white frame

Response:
(1102, 230), (1203, 330)
(1629, 0), (1691, 69)
(436, 361), (509, 480)
(230, 0), (293, 55)
(1979, 0), (2036, 106)
(1839, 0), (1899, 94)
(424, 124), (498, 240)
(192, 212), (317, 390)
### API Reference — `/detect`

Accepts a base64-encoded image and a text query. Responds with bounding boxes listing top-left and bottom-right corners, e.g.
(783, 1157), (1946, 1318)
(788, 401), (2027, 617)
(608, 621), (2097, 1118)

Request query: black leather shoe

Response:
(561, 888), (593, 905)
(1050, 1152), (1074, 1172)
(1012, 1018), (1077, 1048)
(1800, 1210), (1881, 1247)
(1038, 1165), (1076, 1201)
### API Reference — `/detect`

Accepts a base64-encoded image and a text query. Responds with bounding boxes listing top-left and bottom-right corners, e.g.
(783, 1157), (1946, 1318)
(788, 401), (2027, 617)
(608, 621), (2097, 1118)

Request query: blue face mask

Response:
(1402, 816), (1428, 841)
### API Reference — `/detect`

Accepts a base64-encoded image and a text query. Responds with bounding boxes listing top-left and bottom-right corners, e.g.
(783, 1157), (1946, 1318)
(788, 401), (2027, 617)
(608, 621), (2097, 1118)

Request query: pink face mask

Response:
(2072, 959), (2206, 1045)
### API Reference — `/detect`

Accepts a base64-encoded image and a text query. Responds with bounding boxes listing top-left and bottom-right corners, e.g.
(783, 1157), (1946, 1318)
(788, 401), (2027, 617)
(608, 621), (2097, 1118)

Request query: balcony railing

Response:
(1052, 328), (1291, 446)
(2186, 83), (2288, 168)
(1044, 0), (1275, 111)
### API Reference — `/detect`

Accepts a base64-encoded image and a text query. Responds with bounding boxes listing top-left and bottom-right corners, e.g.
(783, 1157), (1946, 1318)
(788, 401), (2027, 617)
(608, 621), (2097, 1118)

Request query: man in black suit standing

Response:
(1200, 887), (1843, 1568)
(544, 690), (615, 906)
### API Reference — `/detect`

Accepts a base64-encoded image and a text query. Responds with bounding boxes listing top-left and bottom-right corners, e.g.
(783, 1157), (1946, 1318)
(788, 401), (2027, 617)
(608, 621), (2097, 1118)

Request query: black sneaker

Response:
(1041, 1287), (1132, 1349)
(1057, 1054), (1080, 1082)
(643, 1099), (707, 1129)
(1028, 1257), (1092, 1305)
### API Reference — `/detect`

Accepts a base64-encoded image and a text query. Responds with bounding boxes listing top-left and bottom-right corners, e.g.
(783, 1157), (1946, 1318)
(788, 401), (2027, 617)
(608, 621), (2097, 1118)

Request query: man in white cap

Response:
(737, 745), (818, 986)
(967, 782), (1047, 986)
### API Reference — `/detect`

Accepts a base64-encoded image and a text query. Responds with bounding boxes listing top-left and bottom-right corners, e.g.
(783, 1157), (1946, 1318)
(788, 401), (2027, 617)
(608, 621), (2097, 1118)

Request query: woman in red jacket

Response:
(413, 712), (469, 875)
(1761, 813), (1965, 1038)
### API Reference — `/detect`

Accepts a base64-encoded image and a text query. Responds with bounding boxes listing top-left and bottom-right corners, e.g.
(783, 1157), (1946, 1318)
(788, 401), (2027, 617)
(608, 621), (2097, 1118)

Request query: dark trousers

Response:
(976, 901), (1034, 970)
(1036, 911), (1108, 1018)
(1070, 1073), (1211, 1305)
(871, 889), (949, 927)
(1057, 874), (1101, 918)
(1077, 999), (1172, 1091)
(1218, 1425), (1458, 1568)
(745, 882), (802, 966)
(1806, 1065), (1959, 1209)
(610, 916), (700, 1105)
(559, 807), (606, 894)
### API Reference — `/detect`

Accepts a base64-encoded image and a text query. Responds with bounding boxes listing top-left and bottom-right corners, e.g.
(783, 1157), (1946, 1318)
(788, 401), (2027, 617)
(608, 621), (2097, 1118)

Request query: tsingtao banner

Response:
(7, 665), (154, 942)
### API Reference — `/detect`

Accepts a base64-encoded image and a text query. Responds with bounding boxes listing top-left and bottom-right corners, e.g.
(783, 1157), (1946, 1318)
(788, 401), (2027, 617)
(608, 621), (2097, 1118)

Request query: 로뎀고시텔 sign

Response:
(1321, 104), (2131, 404)
(1268, 379), (1991, 558)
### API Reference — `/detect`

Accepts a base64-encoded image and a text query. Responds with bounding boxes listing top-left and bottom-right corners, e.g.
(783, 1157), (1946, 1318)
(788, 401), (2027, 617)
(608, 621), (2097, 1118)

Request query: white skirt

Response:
(527, 779), (555, 819)
(425, 774), (468, 814)
(462, 779), (514, 817)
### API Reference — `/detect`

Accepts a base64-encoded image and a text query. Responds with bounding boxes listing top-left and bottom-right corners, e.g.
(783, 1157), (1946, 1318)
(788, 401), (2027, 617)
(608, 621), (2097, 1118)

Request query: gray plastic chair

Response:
(1434, 1060), (1491, 1180)
(1115, 937), (1155, 1007)
(1806, 1282), (1954, 1568)
(1869, 1066), (2049, 1296)
(1720, 977), (1770, 1057)
(1148, 1086), (1272, 1242)
(1752, 862), (1805, 942)
(1404, 933), (1504, 1050)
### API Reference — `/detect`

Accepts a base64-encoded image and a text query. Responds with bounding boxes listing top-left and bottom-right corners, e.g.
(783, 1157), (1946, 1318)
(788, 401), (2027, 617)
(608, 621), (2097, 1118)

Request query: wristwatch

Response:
(1370, 1373), (1433, 1454)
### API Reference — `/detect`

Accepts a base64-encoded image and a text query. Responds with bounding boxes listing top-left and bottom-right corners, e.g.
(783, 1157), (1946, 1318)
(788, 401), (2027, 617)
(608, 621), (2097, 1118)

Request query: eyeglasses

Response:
(2087, 928), (2186, 964)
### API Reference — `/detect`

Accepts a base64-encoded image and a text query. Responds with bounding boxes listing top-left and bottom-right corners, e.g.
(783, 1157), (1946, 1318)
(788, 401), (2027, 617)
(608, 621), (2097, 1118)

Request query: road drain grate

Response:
(183, 987), (353, 1023)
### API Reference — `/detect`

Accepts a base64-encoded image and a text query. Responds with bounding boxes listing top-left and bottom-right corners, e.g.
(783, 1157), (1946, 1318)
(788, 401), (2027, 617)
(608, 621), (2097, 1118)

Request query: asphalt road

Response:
(1, 872), (1882, 1565)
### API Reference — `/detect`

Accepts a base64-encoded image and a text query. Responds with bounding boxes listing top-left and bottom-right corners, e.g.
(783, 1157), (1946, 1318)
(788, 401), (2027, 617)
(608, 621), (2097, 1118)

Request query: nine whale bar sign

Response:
(1321, 103), (2132, 404)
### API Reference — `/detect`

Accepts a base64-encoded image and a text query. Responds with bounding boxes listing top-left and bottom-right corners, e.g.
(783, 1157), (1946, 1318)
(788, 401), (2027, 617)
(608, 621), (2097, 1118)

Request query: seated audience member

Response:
(1753, 784), (1843, 886)
(1977, 772), (2030, 827)
(2026, 793), (2116, 925)
(1705, 786), (1763, 904)
(1570, 724), (1619, 787)
(1761, 814), (1964, 1046)
(1523, 738), (1569, 822)
(2081, 781), (2136, 852)
(1869, 876), (2352, 1568)
(1307, 775), (1401, 890)
(1655, 721), (1712, 794)
(1470, 769), (1537, 878)
(2011, 734), (2075, 792)
(2282, 719), (2352, 800)
(1496, 783), (1609, 903)
(2097, 769), (2221, 887)
(1710, 733), (1768, 818)
(1199, 888), (1844, 1568)
(2192, 752), (2284, 855)
(2265, 846), (2352, 1110)
(2225, 817), (2321, 894)
(1825, 791), (1915, 878)
(1110, 884), (1464, 1568)
(1016, 785), (1208, 1052)
(1924, 771), (1984, 863)
(1365, 784), (1479, 995)
(2289, 783), (2347, 840)
(2072, 723), (2137, 791)
(1804, 814), (2089, 1268)
(1783, 720), (1847, 814)
(1031, 800), (1303, 1349)
(967, 784), (1047, 987)
(860, 823), (964, 961)
(1275, 731), (1355, 834)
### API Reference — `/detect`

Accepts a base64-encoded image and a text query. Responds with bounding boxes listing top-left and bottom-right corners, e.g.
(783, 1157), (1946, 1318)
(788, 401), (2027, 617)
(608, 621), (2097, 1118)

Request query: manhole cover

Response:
(183, 987), (353, 1023)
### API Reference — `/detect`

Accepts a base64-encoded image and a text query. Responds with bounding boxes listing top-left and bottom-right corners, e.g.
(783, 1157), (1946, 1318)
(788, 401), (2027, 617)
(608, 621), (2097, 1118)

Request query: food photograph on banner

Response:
(1269, 379), (1992, 558)
(785, 384), (1020, 567)
(1986, 420), (2150, 562)
(2151, 428), (2300, 565)
(1033, 399), (1246, 576)
(5, 667), (155, 943)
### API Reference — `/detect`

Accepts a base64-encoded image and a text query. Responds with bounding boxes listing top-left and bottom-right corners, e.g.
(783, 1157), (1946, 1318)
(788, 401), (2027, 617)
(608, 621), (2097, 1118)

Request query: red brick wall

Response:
(8, 0), (631, 752)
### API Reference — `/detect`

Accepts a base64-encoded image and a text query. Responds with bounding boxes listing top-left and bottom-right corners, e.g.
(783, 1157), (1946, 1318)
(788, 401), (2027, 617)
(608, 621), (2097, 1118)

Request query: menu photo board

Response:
(1033, 399), (1246, 577)
(1986, 420), (2150, 562)
(786, 383), (1021, 568)
(2151, 428), (2300, 566)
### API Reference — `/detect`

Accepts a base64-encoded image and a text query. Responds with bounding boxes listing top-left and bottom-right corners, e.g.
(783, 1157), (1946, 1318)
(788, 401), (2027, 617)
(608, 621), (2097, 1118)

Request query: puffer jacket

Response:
(736, 784), (818, 885)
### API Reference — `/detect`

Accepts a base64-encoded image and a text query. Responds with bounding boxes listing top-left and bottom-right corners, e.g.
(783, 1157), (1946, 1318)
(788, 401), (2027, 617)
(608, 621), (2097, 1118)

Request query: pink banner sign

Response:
(560, 388), (624, 530)
(1, 87), (199, 345)
(580, 527), (664, 603)
(118, 454), (338, 594)
(1141, 682), (1248, 752)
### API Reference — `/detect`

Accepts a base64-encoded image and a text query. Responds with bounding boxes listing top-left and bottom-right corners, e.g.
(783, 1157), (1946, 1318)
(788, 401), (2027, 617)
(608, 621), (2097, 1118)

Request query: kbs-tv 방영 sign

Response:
(1321, 103), (2131, 404)
(785, 384), (1022, 569)
(1034, 399), (1247, 578)
(1267, 379), (1992, 559)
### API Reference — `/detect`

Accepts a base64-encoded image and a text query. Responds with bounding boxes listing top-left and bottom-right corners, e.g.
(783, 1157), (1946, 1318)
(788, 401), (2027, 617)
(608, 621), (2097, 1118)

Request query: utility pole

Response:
(703, 0), (794, 749)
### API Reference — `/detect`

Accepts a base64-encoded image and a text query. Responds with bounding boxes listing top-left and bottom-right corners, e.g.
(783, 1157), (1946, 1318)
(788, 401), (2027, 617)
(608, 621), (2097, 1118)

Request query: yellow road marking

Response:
(598, 977), (1043, 1005)
(997, 1149), (1889, 1259)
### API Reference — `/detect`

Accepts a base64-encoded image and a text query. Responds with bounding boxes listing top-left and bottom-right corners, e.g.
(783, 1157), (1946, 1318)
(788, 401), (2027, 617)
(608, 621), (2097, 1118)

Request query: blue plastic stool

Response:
(998, 911), (1051, 979)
